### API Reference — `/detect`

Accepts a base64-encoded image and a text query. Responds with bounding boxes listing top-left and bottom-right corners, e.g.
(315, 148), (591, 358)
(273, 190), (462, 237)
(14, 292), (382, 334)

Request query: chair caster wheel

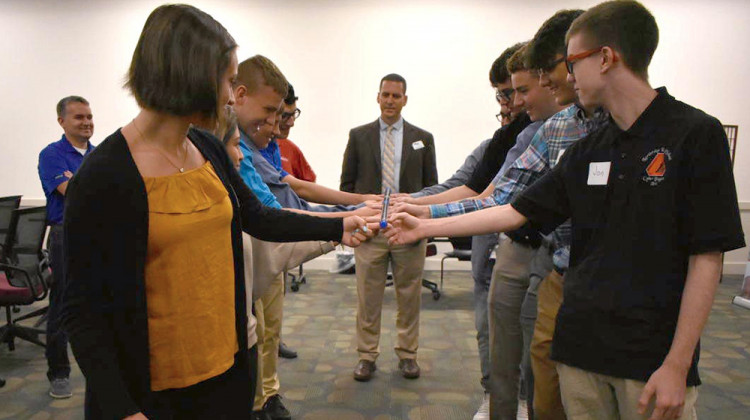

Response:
(432, 291), (440, 301)
(291, 284), (300, 292)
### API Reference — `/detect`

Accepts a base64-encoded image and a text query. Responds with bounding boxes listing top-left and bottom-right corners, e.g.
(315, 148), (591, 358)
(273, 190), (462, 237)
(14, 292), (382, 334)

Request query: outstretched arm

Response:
(287, 205), (380, 219)
(285, 174), (378, 205)
(398, 185), (480, 205)
(381, 204), (527, 245)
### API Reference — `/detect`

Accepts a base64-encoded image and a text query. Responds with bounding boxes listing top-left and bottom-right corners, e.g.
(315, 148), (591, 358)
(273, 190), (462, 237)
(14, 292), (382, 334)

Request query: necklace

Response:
(131, 119), (189, 173)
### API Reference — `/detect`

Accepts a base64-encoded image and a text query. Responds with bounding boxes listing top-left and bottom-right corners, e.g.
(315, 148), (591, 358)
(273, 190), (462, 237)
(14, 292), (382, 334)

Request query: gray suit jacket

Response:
(340, 119), (438, 194)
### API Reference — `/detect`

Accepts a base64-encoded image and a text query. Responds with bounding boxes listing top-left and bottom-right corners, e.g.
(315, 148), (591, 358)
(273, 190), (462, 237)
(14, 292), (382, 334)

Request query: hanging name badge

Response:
(587, 161), (611, 185)
(412, 140), (425, 150)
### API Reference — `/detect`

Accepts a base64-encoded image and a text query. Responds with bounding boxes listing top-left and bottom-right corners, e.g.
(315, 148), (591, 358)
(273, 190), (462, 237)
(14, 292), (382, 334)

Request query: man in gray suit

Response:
(340, 74), (437, 381)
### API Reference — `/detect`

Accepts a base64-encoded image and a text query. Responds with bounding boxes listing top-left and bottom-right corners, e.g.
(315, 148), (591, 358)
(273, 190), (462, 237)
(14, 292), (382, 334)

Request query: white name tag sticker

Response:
(587, 161), (611, 185)
(412, 140), (425, 150)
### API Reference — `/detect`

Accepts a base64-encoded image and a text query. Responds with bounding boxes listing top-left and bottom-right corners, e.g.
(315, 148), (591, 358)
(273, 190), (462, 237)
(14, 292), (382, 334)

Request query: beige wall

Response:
(4, 0), (750, 271)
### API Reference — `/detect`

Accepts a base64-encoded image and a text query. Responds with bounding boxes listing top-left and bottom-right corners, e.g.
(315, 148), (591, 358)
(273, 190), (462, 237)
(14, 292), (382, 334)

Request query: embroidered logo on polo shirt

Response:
(641, 147), (672, 186)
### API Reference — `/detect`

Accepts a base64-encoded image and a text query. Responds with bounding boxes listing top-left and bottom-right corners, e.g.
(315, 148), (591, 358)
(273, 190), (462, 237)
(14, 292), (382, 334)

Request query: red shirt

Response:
(277, 138), (317, 182)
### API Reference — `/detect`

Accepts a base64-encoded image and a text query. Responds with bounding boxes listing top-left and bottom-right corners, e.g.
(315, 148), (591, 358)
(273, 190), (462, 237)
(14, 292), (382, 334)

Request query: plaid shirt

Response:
(430, 105), (607, 269)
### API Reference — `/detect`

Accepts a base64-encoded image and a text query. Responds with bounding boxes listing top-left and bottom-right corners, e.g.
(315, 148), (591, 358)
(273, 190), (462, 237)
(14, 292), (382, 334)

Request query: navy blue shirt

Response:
(259, 139), (290, 178)
(247, 137), (351, 212)
(38, 135), (95, 224)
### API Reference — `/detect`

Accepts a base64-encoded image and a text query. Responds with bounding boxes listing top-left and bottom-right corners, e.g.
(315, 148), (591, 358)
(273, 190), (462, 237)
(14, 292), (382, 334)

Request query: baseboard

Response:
(300, 254), (472, 272)
(20, 197), (46, 207)
(722, 262), (747, 276)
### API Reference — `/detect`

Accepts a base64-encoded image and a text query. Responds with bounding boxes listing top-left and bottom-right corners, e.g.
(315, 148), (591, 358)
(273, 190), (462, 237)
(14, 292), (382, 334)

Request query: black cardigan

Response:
(62, 128), (343, 419)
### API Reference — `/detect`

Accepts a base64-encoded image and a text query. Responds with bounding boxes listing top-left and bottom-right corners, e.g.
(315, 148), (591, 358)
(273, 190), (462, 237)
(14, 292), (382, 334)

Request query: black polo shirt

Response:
(466, 113), (531, 193)
(512, 88), (744, 386)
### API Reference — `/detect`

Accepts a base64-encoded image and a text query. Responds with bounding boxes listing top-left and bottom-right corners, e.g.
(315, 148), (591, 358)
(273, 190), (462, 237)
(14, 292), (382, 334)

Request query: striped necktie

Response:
(382, 125), (396, 193)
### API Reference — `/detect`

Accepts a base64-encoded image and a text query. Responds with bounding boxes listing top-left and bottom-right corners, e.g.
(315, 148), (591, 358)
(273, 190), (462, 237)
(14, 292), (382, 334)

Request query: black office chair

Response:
(385, 239), (444, 300)
(422, 241), (441, 300)
(0, 207), (51, 350)
(439, 236), (473, 291)
(721, 125), (739, 281)
(0, 195), (23, 261)
(723, 125), (738, 167)
(286, 263), (307, 292)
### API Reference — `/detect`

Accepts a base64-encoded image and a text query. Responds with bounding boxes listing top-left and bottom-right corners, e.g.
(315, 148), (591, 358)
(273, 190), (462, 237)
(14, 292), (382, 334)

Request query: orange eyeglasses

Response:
(565, 47), (605, 74)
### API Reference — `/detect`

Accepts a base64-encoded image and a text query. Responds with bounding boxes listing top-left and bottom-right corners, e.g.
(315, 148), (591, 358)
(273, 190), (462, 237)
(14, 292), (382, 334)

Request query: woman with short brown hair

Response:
(62, 5), (368, 419)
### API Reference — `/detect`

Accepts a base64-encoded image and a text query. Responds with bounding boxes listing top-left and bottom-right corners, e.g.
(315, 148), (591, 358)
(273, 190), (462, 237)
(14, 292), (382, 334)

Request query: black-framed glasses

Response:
(495, 88), (514, 102)
(495, 111), (511, 122)
(281, 108), (301, 121)
(538, 56), (566, 76)
(565, 47), (604, 74)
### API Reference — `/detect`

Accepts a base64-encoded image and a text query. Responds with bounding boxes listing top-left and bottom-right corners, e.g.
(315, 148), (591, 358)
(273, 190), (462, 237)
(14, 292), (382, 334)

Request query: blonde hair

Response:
(237, 55), (288, 96)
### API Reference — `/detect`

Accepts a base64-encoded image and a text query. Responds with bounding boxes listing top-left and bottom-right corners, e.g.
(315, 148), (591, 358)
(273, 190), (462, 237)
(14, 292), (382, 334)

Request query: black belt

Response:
(505, 228), (542, 249)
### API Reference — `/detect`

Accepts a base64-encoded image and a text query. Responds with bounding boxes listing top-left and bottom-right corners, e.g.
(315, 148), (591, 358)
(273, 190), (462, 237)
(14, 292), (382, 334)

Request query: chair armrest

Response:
(0, 262), (43, 300)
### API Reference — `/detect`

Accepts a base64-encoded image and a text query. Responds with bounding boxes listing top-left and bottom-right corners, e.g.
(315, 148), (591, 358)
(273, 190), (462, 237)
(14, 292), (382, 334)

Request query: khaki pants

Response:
(557, 363), (698, 420)
(354, 235), (426, 361)
(531, 270), (565, 420)
(253, 272), (284, 410)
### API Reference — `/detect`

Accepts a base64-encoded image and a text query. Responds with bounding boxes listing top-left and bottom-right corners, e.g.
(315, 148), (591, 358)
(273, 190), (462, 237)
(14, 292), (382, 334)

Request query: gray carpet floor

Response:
(1, 271), (749, 419)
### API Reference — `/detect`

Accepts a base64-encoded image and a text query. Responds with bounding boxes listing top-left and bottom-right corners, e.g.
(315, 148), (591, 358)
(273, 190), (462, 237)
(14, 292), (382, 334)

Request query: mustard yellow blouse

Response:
(143, 161), (238, 391)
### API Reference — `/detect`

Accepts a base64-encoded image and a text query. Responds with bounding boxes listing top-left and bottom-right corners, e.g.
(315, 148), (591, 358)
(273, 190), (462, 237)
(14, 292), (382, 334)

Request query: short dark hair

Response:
(56, 96), (89, 118)
(489, 43), (525, 85)
(237, 55), (288, 97)
(567, 0), (658, 79)
(380, 73), (406, 93)
(216, 106), (239, 145)
(527, 9), (585, 70)
(506, 42), (530, 74)
(284, 83), (298, 105)
(125, 4), (237, 120)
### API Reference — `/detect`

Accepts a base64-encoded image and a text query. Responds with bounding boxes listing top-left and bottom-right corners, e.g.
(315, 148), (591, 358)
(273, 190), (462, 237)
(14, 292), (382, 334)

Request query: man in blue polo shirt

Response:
(37, 95), (95, 399)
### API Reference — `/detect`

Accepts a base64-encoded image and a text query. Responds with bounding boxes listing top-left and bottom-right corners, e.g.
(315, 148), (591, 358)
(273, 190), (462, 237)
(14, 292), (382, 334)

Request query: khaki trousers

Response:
(354, 235), (426, 361)
(557, 363), (698, 420)
(253, 272), (284, 410)
(531, 270), (566, 420)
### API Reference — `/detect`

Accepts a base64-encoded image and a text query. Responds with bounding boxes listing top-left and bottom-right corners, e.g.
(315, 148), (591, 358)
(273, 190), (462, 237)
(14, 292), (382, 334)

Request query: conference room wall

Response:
(2, 0), (749, 271)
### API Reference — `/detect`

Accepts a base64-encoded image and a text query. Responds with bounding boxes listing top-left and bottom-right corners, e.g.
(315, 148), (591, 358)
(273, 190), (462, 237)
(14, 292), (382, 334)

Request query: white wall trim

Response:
(21, 197), (46, 207)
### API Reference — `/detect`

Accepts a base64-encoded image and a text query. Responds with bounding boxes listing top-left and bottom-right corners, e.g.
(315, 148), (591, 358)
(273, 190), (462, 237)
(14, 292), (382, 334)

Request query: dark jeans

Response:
(46, 225), (70, 381)
(140, 352), (254, 419)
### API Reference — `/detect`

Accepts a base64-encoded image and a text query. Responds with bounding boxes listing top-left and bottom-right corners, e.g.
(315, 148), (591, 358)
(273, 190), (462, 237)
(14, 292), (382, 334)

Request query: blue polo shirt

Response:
(238, 130), (283, 209)
(244, 135), (351, 212)
(259, 139), (289, 178)
(38, 135), (95, 225)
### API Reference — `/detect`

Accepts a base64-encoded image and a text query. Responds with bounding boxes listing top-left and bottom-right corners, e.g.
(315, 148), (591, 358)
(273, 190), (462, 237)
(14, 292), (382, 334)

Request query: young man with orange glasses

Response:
(383, 2), (743, 419)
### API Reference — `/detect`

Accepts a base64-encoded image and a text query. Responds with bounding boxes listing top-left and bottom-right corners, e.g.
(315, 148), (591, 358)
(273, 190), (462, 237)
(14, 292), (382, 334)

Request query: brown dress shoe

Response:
(398, 358), (420, 379)
(353, 359), (376, 382)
